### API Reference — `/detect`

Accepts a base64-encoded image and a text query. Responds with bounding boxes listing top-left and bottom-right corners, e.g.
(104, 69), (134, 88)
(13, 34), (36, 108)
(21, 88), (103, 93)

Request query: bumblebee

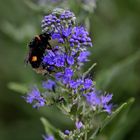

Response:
(26, 33), (52, 74)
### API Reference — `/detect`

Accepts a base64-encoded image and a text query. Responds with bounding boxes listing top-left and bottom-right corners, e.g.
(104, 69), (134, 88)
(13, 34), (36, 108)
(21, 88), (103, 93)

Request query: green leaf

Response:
(1, 22), (36, 42)
(108, 98), (136, 140)
(40, 117), (57, 134)
(24, 0), (42, 12)
(8, 82), (28, 94)
(96, 51), (140, 89)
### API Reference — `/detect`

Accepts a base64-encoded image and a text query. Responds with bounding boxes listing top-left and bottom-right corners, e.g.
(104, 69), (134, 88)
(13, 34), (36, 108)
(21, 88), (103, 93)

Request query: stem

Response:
(84, 131), (87, 140)
(83, 63), (96, 78)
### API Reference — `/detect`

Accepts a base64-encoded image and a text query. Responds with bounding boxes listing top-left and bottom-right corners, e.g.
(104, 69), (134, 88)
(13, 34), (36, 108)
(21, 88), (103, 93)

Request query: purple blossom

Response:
(54, 52), (65, 67)
(64, 130), (70, 135)
(64, 68), (73, 78)
(52, 33), (64, 43)
(101, 94), (113, 105)
(70, 78), (92, 91)
(69, 80), (79, 89)
(62, 27), (72, 37)
(58, 38), (64, 43)
(51, 27), (72, 43)
(41, 14), (58, 33)
(62, 68), (73, 84)
(26, 9), (114, 140)
(41, 9), (93, 72)
(55, 72), (63, 80)
(42, 80), (56, 91)
(84, 91), (113, 113)
(25, 87), (45, 108)
(43, 50), (55, 65)
(66, 55), (74, 65)
(103, 104), (112, 114)
(101, 94), (113, 114)
(43, 135), (54, 140)
(43, 50), (65, 67)
(78, 51), (90, 62)
(75, 121), (83, 130)
(28, 9), (112, 115)
(83, 78), (93, 89)
(55, 68), (73, 84)
(84, 91), (101, 107)
(69, 79), (83, 89)
(52, 33), (61, 40)
(47, 65), (55, 71)
(60, 10), (75, 20)
(70, 26), (92, 47)
(41, 9), (76, 33)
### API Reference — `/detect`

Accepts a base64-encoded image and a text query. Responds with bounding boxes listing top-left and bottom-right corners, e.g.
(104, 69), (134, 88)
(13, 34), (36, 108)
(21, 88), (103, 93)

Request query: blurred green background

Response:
(0, 0), (140, 140)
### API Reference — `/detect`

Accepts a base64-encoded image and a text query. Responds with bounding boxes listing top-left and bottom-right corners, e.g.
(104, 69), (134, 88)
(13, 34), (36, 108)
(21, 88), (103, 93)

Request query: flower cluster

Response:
(41, 8), (76, 33)
(41, 8), (92, 74)
(25, 8), (113, 140)
(84, 91), (113, 114)
(25, 87), (45, 108)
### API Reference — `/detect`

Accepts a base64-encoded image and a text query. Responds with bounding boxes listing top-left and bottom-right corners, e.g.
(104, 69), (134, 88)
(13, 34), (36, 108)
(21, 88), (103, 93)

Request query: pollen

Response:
(32, 56), (37, 62)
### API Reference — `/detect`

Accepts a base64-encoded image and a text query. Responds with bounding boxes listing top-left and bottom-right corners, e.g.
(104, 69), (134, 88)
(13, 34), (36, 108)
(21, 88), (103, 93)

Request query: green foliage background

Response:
(0, 0), (140, 140)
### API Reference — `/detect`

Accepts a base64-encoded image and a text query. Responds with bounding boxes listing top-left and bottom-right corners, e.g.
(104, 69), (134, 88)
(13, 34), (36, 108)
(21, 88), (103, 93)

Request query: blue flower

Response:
(26, 8), (114, 140)
(43, 50), (55, 65)
(54, 52), (65, 67)
(52, 33), (61, 40)
(62, 27), (72, 37)
(69, 79), (83, 89)
(42, 9), (76, 33)
(43, 135), (54, 140)
(75, 121), (83, 130)
(52, 32), (64, 43)
(103, 104), (112, 114)
(84, 91), (113, 113)
(64, 130), (70, 135)
(84, 91), (101, 107)
(62, 68), (73, 84)
(55, 72), (64, 82)
(51, 27), (72, 43)
(41, 9), (93, 73)
(55, 68), (73, 84)
(101, 94), (113, 105)
(43, 50), (65, 67)
(83, 78), (93, 89)
(60, 10), (75, 21)
(78, 51), (90, 62)
(25, 87), (45, 108)
(70, 78), (92, 91)
(42, 14), (58, 33)
(66, 55), (74, 65)
(70, 26), (92, 47)
(42, 80), (56, 91)
(64, 68), (73, 78)
(69, 80), (78, 89)
(101, 94), (113, 114)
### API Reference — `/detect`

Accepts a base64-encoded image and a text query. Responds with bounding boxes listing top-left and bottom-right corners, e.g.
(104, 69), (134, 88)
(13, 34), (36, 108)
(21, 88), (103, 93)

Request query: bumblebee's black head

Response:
(27, 33), (51, 68)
